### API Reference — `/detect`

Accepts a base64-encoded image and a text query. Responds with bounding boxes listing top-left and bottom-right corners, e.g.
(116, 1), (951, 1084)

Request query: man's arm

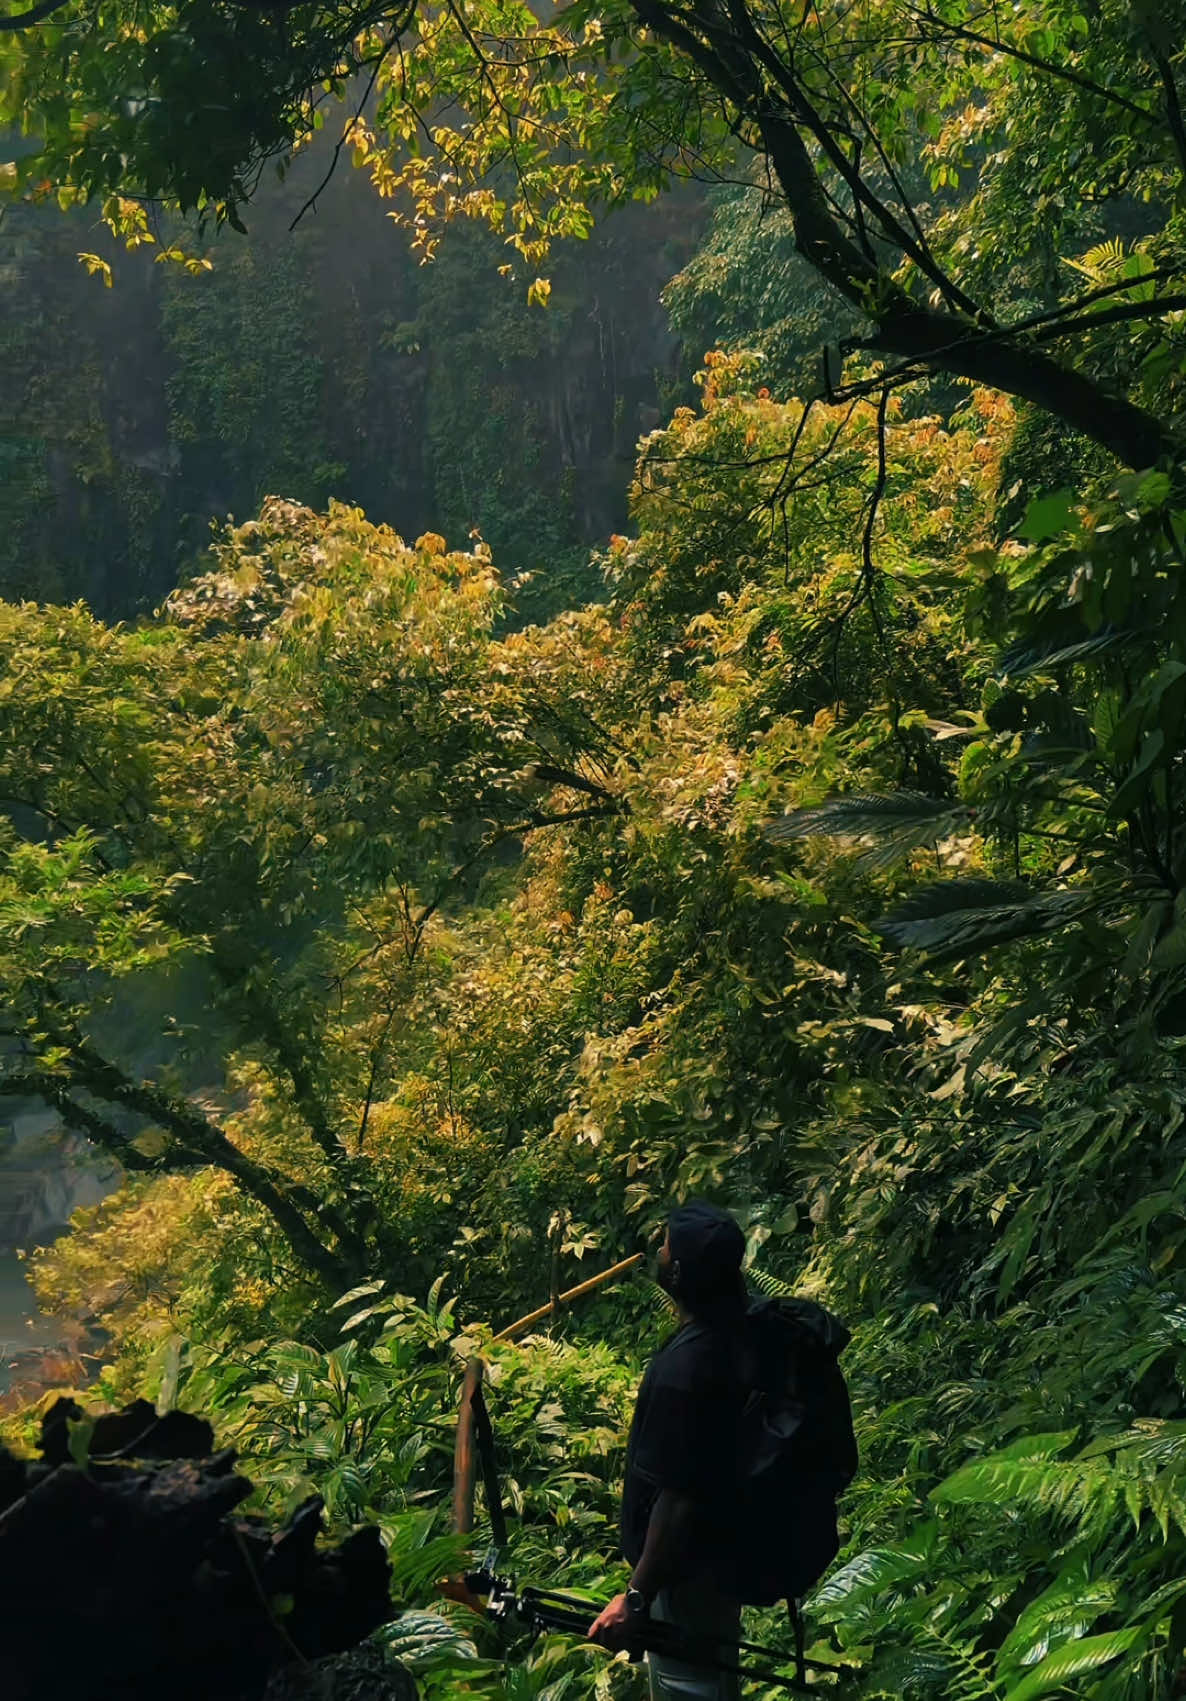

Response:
(587, 1489), (700, 1648)
(628, 1488), (699, 1598)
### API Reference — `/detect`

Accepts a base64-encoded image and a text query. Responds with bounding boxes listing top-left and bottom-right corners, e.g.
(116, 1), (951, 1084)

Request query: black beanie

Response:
(668, 1199), (746, 1303)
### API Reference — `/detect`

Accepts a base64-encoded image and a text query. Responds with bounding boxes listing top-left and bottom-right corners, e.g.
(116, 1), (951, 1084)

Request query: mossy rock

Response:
(263, 1644), (417, 1701)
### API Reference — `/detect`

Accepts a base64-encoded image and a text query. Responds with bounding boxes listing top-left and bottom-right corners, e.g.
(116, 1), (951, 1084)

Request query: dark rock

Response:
(0, 1442), (25, 1513)
(39, 1393), (215, 1463)
(1, 1400), (400, 1701)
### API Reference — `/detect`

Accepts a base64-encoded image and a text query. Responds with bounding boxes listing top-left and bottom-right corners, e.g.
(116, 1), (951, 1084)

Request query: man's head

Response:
(656, 1199), (746, 1312)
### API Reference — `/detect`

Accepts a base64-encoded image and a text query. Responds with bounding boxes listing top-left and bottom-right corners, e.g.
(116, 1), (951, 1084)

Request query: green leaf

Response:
(377, 1611), (481, 1670)
(1109, 729), (1166, 818)
(1002, 1626), (1142, 1701)
(997, 1567), (1117, 1675)
(328, 1279), (387, 1311)
(67, 1416), (96, 1469)
(766, 792), (958, 843)
(1017, 490), (1076, 543)
(812, 1525), (938, 1610)
(878, 881), (1087, 960)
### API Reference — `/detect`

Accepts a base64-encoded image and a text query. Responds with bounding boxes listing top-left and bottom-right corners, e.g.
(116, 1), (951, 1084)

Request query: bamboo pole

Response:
(493, 1251), (644, 1341)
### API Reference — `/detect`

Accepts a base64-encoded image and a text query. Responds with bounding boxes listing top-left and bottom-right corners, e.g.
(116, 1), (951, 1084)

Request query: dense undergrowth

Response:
(4, 342), (1186, 1701)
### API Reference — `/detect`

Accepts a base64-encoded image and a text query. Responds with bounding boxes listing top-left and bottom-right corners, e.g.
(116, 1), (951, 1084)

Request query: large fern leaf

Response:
(747, 1266), (798, 1299)
(997, 625), (1146, 679)
(812, 1525), (938, 1610)
(766, 792), (969, 872)
(877, 880), (1088, 959)
(934, 1425), (1186, 1540)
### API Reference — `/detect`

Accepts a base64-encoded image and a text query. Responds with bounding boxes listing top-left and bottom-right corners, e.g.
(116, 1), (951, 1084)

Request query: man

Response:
(588, 1200), (750, 1701)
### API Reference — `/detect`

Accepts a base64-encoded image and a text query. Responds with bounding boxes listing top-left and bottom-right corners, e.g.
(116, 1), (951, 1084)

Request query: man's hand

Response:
(587, 1592), (640, 1650)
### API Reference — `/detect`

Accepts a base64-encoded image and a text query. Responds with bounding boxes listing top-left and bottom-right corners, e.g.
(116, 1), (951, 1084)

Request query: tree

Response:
(0, 499), (620, 1286)
(4, 0), (1186, 466)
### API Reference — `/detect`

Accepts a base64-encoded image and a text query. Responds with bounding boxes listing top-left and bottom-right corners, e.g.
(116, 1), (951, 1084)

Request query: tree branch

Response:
(633, 0), (1176, 466)
(1149, 45), (1186, 181)
(0, 0), (71, 29)
(527, 762), (616, 800)
(0, 1071), (159, 1172)
(289, 33), (404, 231)
(1029, 293), (1186, 343)
(357, 1006), (396, 1153)
(9, 1040), (353, 1287)
(719, 0), (986, 320)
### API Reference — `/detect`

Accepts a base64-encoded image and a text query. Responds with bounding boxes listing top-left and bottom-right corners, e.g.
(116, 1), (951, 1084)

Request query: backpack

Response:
(726, 1295), (857, 1607)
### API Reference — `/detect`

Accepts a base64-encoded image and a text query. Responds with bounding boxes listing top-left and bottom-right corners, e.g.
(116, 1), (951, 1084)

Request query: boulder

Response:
(0, 1401), (402, 1701)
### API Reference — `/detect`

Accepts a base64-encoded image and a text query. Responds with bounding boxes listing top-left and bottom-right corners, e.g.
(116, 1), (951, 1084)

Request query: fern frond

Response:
(935, 1425), (1186, 1542)
(997, 625), (1145, 679)
(768, 791), (954, 834)
(813, 1526), (938, 1610)
(878, 880), (1091, 960)
(640, 1276), (679, 1316)
(875, 1627), (1000, 1701)
(1062, 238), (1128, 283)
(996, 1566), (1118, 1677)
(766, 791), (975, 876)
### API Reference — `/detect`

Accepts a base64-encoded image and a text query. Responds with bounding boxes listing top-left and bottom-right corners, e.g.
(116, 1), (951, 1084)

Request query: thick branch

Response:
(0, 0), (70, 28)
(528, 762), (615, 800)
(205, 950), (369, 1262)
(11, 1045), (352, 1287)
(1150, 46), (1186, 181)
(0, 1071), (160, 1172)
(719, 0), (985, 320)
(864, 304), (1173, 466)
(630, 0), (1178, 468)
(1029, 293), (1186, 343)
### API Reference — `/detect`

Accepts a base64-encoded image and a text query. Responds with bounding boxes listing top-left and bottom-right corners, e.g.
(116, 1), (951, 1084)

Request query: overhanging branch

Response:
(627, 0), (1178, 467)
(0, 0), (71, 28)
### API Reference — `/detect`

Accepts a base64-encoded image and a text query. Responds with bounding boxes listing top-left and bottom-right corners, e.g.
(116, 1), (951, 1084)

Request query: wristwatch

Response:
(625, 1586), (652, 1617)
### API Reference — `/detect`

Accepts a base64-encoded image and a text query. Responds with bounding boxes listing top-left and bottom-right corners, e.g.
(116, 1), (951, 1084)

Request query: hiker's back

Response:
(725, 1295), (857, 1607)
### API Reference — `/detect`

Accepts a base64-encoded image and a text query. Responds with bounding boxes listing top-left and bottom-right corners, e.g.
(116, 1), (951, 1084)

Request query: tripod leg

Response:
(787, 1600), (806, 1688)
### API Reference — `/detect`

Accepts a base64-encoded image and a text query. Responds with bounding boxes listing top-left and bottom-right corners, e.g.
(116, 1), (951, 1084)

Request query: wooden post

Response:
(549, 1214), (565, 1324)
(451, 1357), (484, 1536)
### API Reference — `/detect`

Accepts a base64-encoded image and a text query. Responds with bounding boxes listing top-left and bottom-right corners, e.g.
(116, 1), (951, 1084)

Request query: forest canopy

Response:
(4, 2), (1186, 1700)
(4, 0), (1186, 464)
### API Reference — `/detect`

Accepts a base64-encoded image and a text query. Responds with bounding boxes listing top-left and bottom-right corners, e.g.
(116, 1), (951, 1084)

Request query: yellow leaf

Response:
(77, 252), (114, 288)
(527, 276), (552, 307)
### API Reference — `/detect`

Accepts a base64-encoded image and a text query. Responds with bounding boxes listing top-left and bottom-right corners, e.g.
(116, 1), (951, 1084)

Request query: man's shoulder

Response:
(649, 1320), (745, 1388)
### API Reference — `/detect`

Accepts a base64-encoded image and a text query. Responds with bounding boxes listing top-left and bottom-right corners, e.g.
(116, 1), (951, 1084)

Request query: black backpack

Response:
(726, 1295), (857, 1607)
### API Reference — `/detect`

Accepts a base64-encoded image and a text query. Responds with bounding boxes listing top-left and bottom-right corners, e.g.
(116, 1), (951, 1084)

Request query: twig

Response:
(357, 1007), (396, 1153)
(0, 0), (70, 29)
(829, 387), (890, 699)
(289, 35), (400, 231)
